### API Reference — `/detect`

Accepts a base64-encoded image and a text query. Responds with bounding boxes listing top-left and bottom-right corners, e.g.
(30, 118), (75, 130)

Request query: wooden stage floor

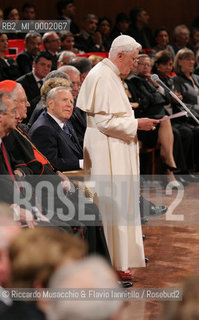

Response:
(120, 178), (199, 320)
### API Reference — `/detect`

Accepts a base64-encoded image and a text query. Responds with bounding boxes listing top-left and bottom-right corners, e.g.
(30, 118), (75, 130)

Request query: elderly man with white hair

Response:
(77, 35), (159, 280)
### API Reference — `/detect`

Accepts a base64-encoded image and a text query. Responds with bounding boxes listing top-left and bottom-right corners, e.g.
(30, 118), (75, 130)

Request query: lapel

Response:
(29, 73), (40, 95)
(45, 113), (82, 155)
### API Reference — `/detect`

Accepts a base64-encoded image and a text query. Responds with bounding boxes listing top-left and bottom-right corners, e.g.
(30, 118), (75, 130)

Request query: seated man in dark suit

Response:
(56, 0), (80, 35)
(29, 86), (83, 171)
(17, 51), (52, 123)
(16, 32), (42, 76)
(75, 14), (104, 52)
(58, 65), (86, 147)
(42, 32), (61, 70)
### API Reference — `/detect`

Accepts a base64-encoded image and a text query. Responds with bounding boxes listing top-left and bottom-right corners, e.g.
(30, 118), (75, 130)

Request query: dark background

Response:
(1, 0), (199, 40)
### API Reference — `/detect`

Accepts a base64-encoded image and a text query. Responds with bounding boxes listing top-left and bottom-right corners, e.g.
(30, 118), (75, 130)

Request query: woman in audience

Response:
(3, 6), (24, 39)
(173, 48), (199, 170)
(153, 50), (198, 181)
(125, 54), (180, 187)
(152, 27), (175, 60)
(59, 31), (79, 53)
(97, 17), (112, 51)
(0, 33), (20, 81)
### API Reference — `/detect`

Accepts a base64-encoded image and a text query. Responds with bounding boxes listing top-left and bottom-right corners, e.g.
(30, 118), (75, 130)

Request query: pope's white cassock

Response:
(77, 57), (145, 271)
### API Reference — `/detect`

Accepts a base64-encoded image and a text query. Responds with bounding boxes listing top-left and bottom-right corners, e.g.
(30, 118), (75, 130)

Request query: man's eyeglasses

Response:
(138, 62), (151, 67)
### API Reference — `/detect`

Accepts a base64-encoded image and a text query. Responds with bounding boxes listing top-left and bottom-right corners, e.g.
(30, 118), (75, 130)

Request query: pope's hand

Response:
(137, 118), (160, 131)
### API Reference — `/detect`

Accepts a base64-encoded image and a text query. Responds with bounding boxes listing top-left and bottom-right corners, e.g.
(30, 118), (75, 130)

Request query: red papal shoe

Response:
(117, 269), (133, 281)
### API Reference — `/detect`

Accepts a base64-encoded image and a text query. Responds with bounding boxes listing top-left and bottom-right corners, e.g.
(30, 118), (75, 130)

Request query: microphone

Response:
(151, 74), (199, 125)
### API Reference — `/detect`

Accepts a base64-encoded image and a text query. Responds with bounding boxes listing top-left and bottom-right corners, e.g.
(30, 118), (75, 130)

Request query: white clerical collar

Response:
(47, 112), (64, 129)
(0, 138), (2, 146)
(102, 58), (120, 76)
(32, 71), (42, 83)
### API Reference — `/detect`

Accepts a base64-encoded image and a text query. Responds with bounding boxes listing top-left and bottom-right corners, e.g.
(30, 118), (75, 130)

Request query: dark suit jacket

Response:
(0, 57), (20, 81)
(29, 112), (83, 171)
(17, 72), (41, 123)
(16, 50), (34, 76)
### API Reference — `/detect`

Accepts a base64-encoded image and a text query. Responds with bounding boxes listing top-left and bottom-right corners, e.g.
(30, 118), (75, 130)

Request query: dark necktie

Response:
(63, 123), (72, 137)
(63, 122), (82, 153)
(38, 80), (43, 88)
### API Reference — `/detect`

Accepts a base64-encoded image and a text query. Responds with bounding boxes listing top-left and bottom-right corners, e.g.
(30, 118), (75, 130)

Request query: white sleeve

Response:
(94, 113), (138, 143)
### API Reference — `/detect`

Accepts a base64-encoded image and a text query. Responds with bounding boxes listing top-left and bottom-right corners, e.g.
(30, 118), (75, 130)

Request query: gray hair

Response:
(84, 13), (98, 22)
(45, 70), (71, 82)
(46, 86), (71, 106)
(8, 83), (23, 101)
(47, 256), (122, 320)
(0, 92), (9, 114)
(173, 24), (190, 38)
(25, 32), (41, 43)
(58, 51), (76, 63)
(58, 65), (80, 76)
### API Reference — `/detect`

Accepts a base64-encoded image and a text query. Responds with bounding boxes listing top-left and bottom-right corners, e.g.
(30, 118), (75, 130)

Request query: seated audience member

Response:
(111, 13), (130, 41)
(29, 86), (83, 171)
(58, 65), (80, 100)
(161, 275), (199, 320)
(194, 50), (199, 75)
(58, 65), (86, 146)
(47, 256), (123, 320)
(59, 31), (79, 53)
(128, 7), (155, 49)
(172, 48), (199, 170)
(0, 227), (86, 320)
(97, 17), (112, 51)
(57, 50), (76, 67)
(172, 24), (191, 54)
(3, 6), (23, 40)
(125, 54), (180, 187)
(190, 27), (199, 54)
(0, 88), (49, 227)
(152, 27), (175, 60)
(28, 75), (71, 127)
(42, 32), (61, 70)
(1, 80), (111, 260)
(4, 6), (19, 20)
(0, 33), (20, 81)
(153, 50), (199, 182)
(56, 0), (80, 35)
(68, 57), (92, 82)
(75, 14), (104, 52)
(17, 51), (52, 123)
(16, 32), (42, 76)
(21, 2), (36, 20)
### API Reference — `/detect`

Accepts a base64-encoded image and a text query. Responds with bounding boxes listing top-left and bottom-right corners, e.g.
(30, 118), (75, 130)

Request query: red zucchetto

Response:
(0, 80), (18, 93)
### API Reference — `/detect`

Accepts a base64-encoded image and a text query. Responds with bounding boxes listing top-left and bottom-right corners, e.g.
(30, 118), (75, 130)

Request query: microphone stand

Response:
(151, 74), (199, 125)
(168, 89), (199, 125)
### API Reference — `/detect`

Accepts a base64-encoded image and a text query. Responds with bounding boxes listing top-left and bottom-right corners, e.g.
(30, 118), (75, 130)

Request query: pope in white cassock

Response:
(76, 35), (159, 275)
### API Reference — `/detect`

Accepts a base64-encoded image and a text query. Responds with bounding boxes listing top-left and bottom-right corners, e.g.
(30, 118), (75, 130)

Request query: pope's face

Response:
(119, 48), (139, 75)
